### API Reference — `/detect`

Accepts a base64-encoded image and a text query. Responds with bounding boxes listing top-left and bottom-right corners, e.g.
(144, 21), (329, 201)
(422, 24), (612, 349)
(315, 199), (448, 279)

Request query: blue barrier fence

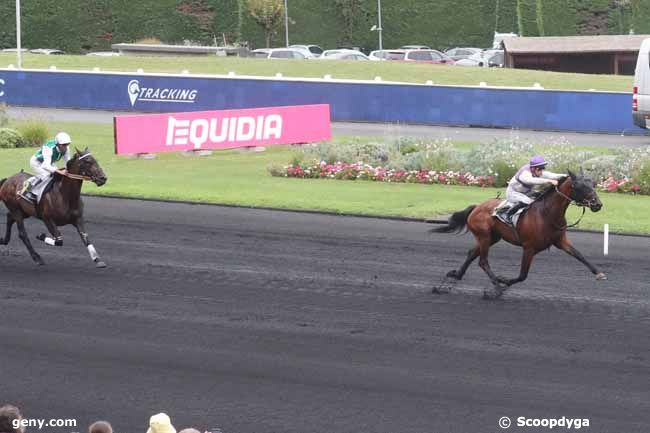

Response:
(0, 69), (643, 135)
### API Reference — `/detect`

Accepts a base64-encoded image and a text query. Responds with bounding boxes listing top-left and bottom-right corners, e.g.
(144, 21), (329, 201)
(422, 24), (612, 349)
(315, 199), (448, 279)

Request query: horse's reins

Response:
(554, 186), (587, 228)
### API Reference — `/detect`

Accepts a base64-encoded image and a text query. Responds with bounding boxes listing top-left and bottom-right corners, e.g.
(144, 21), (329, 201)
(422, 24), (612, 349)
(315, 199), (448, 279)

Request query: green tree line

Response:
(0, 0), (647, 53)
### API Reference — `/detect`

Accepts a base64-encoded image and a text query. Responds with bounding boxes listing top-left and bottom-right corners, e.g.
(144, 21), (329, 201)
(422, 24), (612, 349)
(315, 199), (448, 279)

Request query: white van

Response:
(633, 38), (650, 128)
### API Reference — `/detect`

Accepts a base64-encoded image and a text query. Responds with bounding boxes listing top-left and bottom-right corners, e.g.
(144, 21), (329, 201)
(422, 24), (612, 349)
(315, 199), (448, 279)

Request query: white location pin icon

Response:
(127, 80), (140, 107)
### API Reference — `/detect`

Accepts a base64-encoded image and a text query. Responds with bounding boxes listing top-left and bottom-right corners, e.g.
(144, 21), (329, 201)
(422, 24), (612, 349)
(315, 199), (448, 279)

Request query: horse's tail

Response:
(430, 205), (476, 234)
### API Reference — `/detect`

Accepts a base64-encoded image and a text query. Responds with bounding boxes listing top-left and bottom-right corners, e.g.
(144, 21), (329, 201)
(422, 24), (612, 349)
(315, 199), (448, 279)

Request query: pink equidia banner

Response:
(114, 104), (331, 154)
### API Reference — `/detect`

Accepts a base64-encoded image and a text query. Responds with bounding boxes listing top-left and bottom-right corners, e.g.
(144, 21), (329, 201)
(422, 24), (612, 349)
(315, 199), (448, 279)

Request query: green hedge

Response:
(0, 0), (646, 53)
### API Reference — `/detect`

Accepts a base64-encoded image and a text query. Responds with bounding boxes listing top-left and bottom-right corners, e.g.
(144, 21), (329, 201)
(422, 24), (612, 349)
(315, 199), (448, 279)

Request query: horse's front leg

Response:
(73, 217), (106, 268)
(36, 218), (64, 246)
(554, 234), (606, 280)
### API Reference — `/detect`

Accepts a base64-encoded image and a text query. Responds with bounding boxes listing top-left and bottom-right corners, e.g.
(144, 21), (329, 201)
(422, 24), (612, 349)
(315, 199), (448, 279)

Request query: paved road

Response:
(1, 198), (648, 433)
(6, 106), (650, 148)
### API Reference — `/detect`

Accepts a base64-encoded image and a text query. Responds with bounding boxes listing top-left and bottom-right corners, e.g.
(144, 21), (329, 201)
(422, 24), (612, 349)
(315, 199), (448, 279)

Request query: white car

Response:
(289, 44), (323, 58)
(318, 50), (371, 61)
(454, 49), (504, 68)
(86, 51), (122, 57)
(29, 48), (65, 55)
(251, 48), (308, 60)
(368, 50), (388, 61)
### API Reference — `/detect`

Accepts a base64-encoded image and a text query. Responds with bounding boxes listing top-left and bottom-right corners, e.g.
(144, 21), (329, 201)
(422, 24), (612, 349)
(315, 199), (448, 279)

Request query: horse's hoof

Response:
(596, 272), (607, 280)
(34, 257), (45, 266)
(445, 270), (459, 279)
(432, 285), (452, 294)
(95, 261), (107, 268)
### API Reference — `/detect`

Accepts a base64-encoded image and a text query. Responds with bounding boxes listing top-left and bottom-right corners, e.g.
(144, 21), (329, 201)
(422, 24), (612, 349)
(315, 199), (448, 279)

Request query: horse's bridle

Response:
(65, 152), (94, 182)
(553, 185), (590, 228)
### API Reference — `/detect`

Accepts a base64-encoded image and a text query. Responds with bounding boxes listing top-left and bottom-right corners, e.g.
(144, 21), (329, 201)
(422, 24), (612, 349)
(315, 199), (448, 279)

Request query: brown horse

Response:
(432, 170), (606, 298)
(0, 147), (108, 267)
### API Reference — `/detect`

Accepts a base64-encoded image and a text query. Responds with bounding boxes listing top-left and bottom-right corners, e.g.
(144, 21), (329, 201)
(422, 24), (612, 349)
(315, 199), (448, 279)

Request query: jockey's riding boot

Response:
(18, 177), (39, 201)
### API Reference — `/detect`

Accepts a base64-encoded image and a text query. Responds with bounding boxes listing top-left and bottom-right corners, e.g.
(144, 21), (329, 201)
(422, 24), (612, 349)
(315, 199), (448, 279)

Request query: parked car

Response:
(321, 49), (351, 58)
(385, 49), (454, 64)
(29, 48), (65, 55)
(444, 47), (482, 61)
(318, 50), (371, 61)
(368, 50), (389, 61)
(399, 44), (431, 50)
(86, 51), (122, 57)
(337, 45), (369, 55)
(454, 49), (504, 68)
(251, 48), (307, 59)
(289, 44), (323, 58)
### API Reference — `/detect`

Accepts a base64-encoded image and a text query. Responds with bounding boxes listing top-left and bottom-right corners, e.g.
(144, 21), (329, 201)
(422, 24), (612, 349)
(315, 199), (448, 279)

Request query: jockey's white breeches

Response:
(506, 187), (534, 205)
(30, 156), (52, 183)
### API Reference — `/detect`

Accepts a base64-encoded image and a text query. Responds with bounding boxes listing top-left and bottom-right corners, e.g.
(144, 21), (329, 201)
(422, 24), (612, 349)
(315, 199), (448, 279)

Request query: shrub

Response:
(0, 128), (26, 148)
(17, 119), (49, 147)
(0, 103), (8, 127)
(631, 159), (650, 195)
(492, 159), (518, 187)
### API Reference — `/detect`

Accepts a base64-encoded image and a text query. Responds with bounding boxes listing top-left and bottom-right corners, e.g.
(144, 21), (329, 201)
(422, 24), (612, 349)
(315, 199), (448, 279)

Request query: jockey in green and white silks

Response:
(18, 132), (72, 200)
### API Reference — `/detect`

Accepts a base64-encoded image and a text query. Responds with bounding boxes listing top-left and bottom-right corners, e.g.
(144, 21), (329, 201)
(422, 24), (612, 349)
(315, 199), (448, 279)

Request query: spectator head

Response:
(146, 413), (176, 433)
(179, 429), (201, 433)
(0, 405), (24, 433)
(89, 421), (113, 433)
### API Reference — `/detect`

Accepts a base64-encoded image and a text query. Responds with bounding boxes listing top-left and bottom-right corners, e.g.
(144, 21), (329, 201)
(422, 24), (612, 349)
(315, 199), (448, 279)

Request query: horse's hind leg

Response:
(15, 217), (44, 265)
(446, 246), (479, 280)
(73, 218), (106, 268)
(0, 213), (15, 245)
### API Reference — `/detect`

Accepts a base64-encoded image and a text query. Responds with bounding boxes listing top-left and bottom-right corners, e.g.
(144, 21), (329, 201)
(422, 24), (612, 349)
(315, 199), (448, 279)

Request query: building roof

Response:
(502, 35), (650, 54)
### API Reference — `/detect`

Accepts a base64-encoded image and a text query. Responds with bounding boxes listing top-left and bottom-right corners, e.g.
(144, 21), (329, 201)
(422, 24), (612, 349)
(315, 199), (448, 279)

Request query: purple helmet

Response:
(529, 155), (547, 168)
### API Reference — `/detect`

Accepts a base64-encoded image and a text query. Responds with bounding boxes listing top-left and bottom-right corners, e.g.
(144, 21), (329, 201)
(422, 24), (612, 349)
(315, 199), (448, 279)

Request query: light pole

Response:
(284, 0), (289, 47)
(16, 0), (22, 68)
(377, 0), (383, 50)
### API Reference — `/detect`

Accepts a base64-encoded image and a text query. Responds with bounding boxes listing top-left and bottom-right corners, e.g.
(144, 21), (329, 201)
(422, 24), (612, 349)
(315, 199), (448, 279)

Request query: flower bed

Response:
(281, 161), (497, 186)
(275, 161), (644, 195)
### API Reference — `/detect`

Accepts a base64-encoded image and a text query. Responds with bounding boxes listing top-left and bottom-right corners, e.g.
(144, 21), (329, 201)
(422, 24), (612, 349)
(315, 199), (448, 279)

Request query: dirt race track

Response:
(1, 196), (649, 433)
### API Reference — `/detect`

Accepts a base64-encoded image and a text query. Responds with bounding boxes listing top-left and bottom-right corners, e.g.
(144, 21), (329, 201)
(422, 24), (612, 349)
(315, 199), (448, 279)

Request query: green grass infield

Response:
(1, 120), (647, 235)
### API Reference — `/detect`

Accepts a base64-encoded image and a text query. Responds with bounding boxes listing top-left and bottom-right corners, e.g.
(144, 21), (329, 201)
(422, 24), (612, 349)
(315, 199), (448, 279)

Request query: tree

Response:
(246, 0), (284, 48)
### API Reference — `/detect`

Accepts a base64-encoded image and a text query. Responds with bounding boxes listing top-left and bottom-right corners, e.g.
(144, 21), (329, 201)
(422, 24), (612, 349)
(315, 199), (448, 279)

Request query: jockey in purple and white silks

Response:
(505, 155), (565, 216)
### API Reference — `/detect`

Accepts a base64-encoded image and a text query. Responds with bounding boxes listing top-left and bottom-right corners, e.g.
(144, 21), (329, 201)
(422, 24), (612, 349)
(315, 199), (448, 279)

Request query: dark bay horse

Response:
(432, 170), (606, 298)
(0, 147), (108, 267)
